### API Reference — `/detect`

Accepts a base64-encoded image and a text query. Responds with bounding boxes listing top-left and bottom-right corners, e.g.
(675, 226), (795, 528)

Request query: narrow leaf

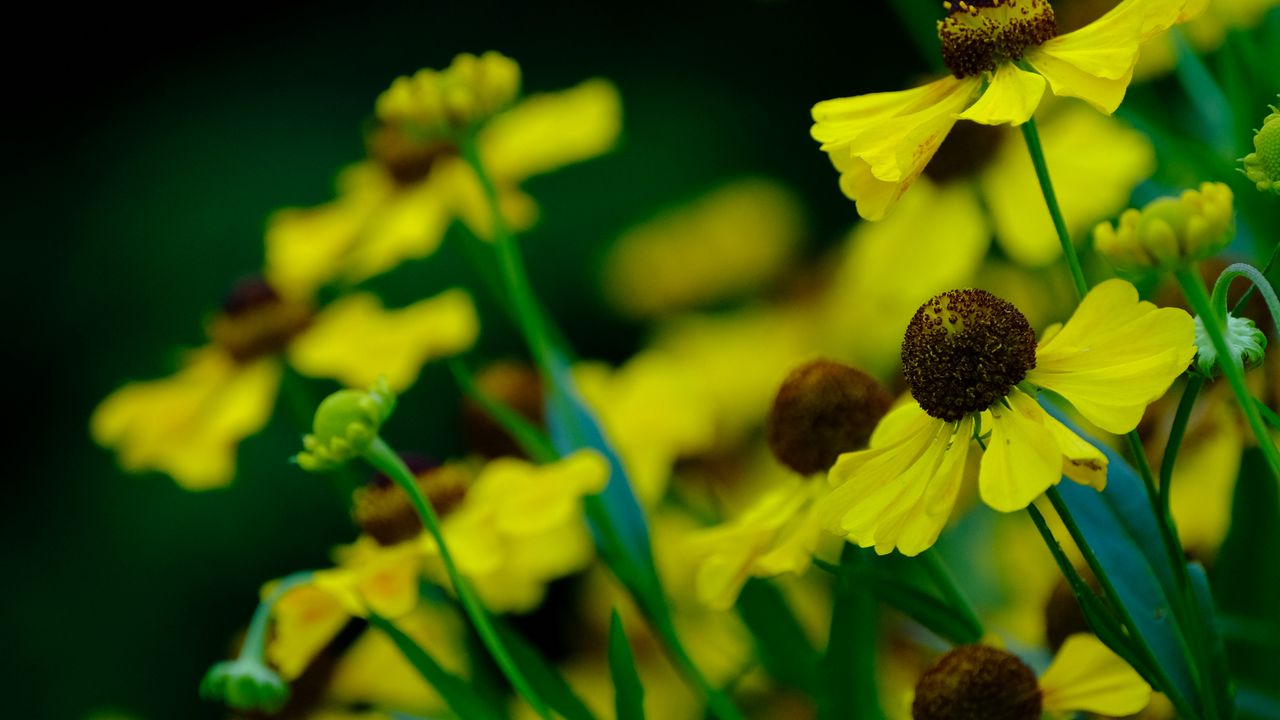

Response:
(494, 618), (598, 720)
(1188, 562), (1235, 718)
(863, 570), (982, 646)
(736, 578), (821, 695)
(368, 614), (505, 720)
(609, 610), (646, 720)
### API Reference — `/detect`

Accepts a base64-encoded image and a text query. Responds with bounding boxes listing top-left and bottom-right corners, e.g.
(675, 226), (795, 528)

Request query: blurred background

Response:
(9, 1), (1279, 718)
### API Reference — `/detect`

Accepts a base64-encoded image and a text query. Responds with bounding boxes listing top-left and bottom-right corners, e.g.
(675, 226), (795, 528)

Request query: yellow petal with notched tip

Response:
(1027, 279), (1195, 434)
(979, 390), (1063, 512)
(1040, 633), (1152, 716)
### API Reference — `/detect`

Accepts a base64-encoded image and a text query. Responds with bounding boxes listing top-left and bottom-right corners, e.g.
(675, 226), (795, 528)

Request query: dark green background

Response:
(10, 1), (1279, 717)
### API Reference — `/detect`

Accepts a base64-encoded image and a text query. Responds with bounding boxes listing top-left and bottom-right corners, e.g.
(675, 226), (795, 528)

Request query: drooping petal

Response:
(1026, 279), (1195, 434)
(1042, 409), (1109, 489)
(268, 584), (350, 680)
(957, 63), (1046, 126)
(978, 390), (1063, 512)
(1039, 633), (1152, 716)
(825, 403), (973, 556)
(287, 289), (479, 391)
(90, 348), (281, 490)
(812, 76), (982, 220)
(979, 102), (1155, 267)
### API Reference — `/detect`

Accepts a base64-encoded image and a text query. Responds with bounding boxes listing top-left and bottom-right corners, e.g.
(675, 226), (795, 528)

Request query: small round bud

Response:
(1194, 312), (1267, 377)
(199, 657), (290, 713)
(295, 378), (396, 472)
(1240, 99), (1280, 195)
(767, 359), (893, 475)
(1093, 182), (1235, 272)
(902, 289), (1037, 422)
(375, 51), (521, 140)
(912, 644), (1041, 720)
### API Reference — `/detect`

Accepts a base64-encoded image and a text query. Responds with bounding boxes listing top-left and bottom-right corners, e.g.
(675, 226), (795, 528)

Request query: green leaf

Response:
(736, 578), (821, 695)
(368, 614), (506, 720)
(1045, 405), (1202, 714)
(822, 546), (884, 720)
(862, 568), (982, 646)
(609, 610), (646, 720)
(494, 618), (598, 720)
(1188, 562), (1235, 718)
(542, 346), (654, 580)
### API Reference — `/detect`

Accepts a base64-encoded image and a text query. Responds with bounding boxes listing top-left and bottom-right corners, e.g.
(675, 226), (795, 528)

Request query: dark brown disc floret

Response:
(912, 644), (1042, 720)
(939, 0), (1058, 79)
(767, 359), (894, 476)
(901, 289), (1037, 422)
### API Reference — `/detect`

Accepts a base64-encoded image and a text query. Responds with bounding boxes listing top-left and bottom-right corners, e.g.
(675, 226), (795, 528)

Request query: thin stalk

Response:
(362, 436), (551, 718)
(1231, 232), (1280, 317)
(1019, 116), (1088, 299)
(446, 358), (558, 463)
(1176, 267), (1280, 483)
(1161, 375), (1206, 518)
(1043, 490), (1202, 720)
(1126, 432), (1190, 592)
(1215, 262), (1280, 338)
(821, 545), (883, 720)
(240, 572), (314, 663)
(919, 550), (983, 641)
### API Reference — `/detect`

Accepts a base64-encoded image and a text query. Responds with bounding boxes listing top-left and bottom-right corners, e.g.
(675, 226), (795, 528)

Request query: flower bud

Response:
(199, 657), (290, 713)
(1194, 312), (1267, 377)
(1241, 99), (1280, 195)
(375, 51), (521, 140)
(295, 378), (396, 472)
(1093, 182), (1234, 271)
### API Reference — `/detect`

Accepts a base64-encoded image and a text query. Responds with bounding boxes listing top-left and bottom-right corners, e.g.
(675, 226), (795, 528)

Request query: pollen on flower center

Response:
(939, 0), (1057, 79)
(912, 645), (1042, 720)
(206, 276), (312, 363)
(901, 289), (1037, 422)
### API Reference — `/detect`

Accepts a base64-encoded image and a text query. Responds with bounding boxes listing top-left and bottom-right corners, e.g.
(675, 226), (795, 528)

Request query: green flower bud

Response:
(1093, 182), (1235, 271)
(1194, 312), (1267, 377)
(199, 657), (290, 713)
(295, 377), (396, 472)
(1240, 98), (1280, 195)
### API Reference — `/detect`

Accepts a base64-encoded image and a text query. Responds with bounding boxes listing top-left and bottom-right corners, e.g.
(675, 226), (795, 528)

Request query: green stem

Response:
(1042, 490), (1202, 720)
(1231, 242), (1280, 318)
(1020, 116), (1088, 300)
(361, 436), (551, 719)
(1161, 374), (1206, 519)
(239, 571), (314, 664)
(1176, 266), (1280, 483)
(919, 550), (983, 641)
(1215, 262), (1280, 338)
(1125, 431), (1191, 594)
(446, 358), (558, 463)
(821, 545), (883, 720)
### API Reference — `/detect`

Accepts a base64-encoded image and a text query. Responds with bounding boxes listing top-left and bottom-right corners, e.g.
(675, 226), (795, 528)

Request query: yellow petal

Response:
(812, 76), (982, 219)
(957, 63), (1045, 126)
(1039, 633), (1152, 716)
(268, 584), (351, 680)
(1042, 409), (1109, 490)
(978, 390), (1062, 512)
(264, 174), (382, 300)
(979, 102), (1155, 267)
(349, 165), (453, 281)
(90, 348), (281, 490)
(479, 78), (622, 182)
(287, 289), (479, 391)
(1026, 279), (1196, 434)
(825, 404), (972, 556)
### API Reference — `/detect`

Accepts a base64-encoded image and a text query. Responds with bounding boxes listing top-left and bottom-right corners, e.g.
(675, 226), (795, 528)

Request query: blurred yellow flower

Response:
(574, 351), (718, 505)
(810, 0), (1200, 219)
(376, 51), (521, 139)
(91, 279), (478, 489)
(824, 280), (1194, 555)
(1133, 0), (1280, 77)
(602, 178), (805, 318)
(1094, 182), (1235, 271)
(265, 58), (622, 299)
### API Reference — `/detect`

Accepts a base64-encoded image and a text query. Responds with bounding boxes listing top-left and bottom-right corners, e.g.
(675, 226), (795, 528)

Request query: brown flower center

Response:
(767, 359), (894, 475)
(901, 289), (1037, 422)
(353, 454), (471, 546)
(938, 0), (1057, 79)
(367, 124), (457, 186)
(913, 645), (1042, 720)
(206, 276), (311, 363)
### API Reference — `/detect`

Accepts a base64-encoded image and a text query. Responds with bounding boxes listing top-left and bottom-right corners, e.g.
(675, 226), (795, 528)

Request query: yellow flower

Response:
(429, 450), (610, 612)
(810, 0), (1201, 220)
(911, 635), (1151, 718)
(265, 55), (621, 300)
(602, 178), (805, 318)
(92, 278), (478, 489)
(1094, 182), (1235, 271)
(824, 280), (1195, 555)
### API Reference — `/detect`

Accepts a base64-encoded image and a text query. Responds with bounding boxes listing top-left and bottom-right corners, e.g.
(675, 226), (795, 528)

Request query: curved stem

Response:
(239, 571), (314, 664)
(1019, 116), (1088, 300)
(1214, 262), (1280, 337)
(1161, 375), (1206, 519)
(1177, 266), (1280, 483)
(362, 436), (551, 718)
